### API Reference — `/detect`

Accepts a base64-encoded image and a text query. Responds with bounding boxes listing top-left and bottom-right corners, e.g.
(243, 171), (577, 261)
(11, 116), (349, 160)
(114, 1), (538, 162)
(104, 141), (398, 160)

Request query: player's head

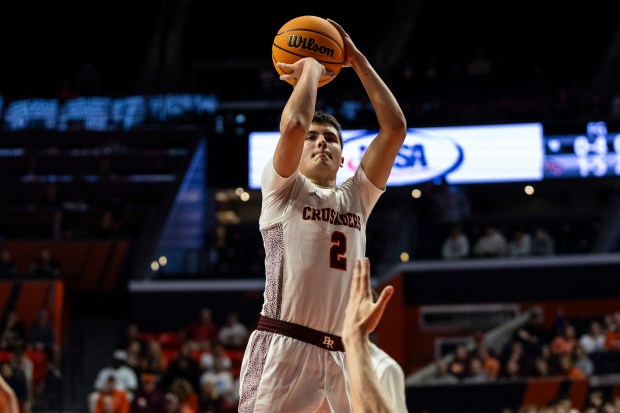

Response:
(312, 111), (343, 149)
(299, 111), (344, 186)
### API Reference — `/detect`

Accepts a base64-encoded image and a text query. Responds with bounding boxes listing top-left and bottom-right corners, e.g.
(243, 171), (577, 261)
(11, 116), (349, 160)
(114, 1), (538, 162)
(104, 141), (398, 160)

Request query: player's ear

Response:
(340, 156), (344, 168)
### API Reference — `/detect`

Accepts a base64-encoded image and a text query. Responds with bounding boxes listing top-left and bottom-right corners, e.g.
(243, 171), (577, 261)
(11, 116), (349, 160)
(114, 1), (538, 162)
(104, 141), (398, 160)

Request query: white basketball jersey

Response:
(259, 159), (383, 335)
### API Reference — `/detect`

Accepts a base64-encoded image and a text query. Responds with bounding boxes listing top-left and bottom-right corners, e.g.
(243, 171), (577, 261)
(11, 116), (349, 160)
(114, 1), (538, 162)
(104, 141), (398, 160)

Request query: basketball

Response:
(272, 15), (345, 87)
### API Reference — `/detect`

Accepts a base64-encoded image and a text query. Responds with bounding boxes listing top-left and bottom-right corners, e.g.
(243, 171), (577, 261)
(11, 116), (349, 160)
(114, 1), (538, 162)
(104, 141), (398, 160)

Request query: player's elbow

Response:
(280, 115), (310, 139)
(384, 120), (407, 143)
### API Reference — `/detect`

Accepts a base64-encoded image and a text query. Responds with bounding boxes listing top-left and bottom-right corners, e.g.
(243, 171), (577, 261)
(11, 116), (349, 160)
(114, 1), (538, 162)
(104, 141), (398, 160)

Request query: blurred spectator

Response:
(94, 376), (130, 413)
(586, 390), (605, 412)
(555, 353), (585, 378)
(500, 341), (532, 377)
(0, 247), (18, 278)
(550, 324), (578, 355)
(130, 373), (166, 413)
(472, 226), (507, 257)
(579, 320), (606, 353)
(426, 359), (458, 384)
(38, 360), (62, 412)
(184, 309), (218, 351)
(164, 392), (182, 413)
(604, 312), (618, 334)
(217, 312), (248, 350)
(462, 358), (487, 383)
(169, 378), (198, 413)
(29, 309), (56, 354)
(0, 311), (27, 351)
(163, 343), (200, 393)
(532, 356), (550, 378)
(507, 229), (532, 257)
(199, 355), (234, 409)
(141, 340), (165, 378)
(90, 350), (138, 412)
(613, 394), (620, 412)
(98, 396), (116, 413)
(428, 181), (471, 231)
(514, 312), (548, 357)
(29, 246), (61, 278)
(199, 343), (231, 373)
(440, 226), (470, 260)
(199, 380), (225, 413)
(530, 227), (555, 256)
(475, 343), (500, 380)
(574, 345), (594, 376)
(448, 344), (469, 380)
(125, 340), (143, 377)
(117, 324), (145, 355)
(604, 314), (620, 351)
(10, 345), (33, 411)
(501, 357), (522, 380)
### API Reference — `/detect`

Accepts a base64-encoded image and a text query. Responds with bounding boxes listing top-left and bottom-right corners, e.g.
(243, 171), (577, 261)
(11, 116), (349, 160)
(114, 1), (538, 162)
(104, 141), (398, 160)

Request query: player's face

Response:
(299, 123), (343, 181)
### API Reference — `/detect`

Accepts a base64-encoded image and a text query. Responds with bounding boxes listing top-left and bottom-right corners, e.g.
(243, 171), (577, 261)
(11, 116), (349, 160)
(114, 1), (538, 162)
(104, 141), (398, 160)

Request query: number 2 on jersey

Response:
(330, 231), (347, 271)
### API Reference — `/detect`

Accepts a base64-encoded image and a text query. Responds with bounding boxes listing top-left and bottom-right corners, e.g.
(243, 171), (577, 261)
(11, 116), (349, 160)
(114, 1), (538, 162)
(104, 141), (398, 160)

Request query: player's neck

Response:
(306, 175), (336, 188)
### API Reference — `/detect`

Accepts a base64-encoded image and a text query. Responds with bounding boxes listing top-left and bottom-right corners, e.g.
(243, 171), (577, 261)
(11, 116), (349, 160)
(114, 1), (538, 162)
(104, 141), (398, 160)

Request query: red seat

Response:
(25, 350), (47, 384)
(161, 348), (177, 369)
(158, 332), (181, 349)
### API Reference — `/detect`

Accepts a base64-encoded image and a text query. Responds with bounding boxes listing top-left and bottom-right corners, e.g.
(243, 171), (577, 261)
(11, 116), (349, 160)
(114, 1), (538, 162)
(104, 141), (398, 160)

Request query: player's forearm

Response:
(345, 336), (392, 413)
(350, 54), (406, 135)
(280, 61), (323, 138)
(276, 60), (323, 176)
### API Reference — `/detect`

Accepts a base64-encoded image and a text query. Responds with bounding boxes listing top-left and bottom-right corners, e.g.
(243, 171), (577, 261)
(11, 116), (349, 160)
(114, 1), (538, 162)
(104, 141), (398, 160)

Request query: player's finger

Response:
(374, 286), (394, 319)
(352, 258), (363, 296)
(360, 257), (371, 296)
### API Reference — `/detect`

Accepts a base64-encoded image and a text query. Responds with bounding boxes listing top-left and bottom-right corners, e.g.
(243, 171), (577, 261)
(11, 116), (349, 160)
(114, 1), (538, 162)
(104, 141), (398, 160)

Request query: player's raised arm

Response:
(343, 258), (394, 413)
(273, 58), (330, 178)
(328, 19), (407, 190)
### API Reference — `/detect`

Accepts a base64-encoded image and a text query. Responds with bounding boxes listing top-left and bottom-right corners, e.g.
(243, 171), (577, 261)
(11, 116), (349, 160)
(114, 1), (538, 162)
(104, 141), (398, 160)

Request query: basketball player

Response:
(238, 18), (406, 413)
(369, 288), (409, 413)
(343, 258), (394, 413)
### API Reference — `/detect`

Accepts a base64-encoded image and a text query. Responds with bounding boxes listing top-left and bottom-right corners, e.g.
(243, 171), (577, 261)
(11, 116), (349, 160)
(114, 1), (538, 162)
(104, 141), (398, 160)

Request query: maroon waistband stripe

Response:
(257, 315), (345, 352)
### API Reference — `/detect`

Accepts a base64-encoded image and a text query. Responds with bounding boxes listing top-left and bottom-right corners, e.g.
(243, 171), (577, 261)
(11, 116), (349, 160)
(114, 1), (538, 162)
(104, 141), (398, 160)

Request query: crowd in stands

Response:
(89, 307), (249, 413)
(0, 245), (62, 279)
(440, 225), (557, 260)
(0, 309), (62, 412)
(425, 310), (620, 412)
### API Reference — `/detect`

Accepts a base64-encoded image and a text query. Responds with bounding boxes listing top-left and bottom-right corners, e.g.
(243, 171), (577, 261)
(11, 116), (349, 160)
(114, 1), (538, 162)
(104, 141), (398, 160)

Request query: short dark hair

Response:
(313, 111), (343, 149)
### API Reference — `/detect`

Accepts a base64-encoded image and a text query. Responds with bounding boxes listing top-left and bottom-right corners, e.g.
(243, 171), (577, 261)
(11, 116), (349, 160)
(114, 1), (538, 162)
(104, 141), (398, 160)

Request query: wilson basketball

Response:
(272, 15), (345, 87)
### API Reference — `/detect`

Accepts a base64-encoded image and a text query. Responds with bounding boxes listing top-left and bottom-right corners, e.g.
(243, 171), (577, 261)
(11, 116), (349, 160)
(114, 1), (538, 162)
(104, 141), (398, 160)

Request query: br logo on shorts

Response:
(322, 335), (335, 349)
